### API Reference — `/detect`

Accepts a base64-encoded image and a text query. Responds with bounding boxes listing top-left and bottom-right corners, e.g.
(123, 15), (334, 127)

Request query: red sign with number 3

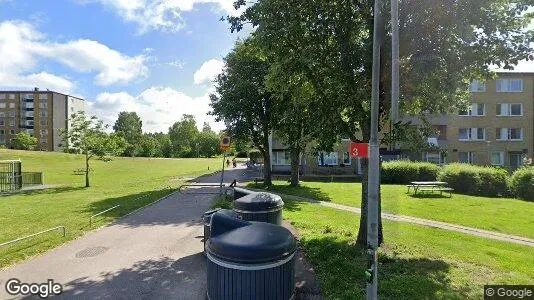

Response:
(350, 143), (369, 158)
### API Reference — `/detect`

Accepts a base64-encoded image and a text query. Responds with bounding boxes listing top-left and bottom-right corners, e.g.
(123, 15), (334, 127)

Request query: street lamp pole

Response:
(367, 0), (382, 299)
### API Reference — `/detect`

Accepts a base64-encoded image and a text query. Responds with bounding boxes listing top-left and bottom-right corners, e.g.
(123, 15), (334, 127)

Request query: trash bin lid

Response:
(204, 208), (239, 224)
(233, 192), (283, 212)
(207, 214), (296, 264)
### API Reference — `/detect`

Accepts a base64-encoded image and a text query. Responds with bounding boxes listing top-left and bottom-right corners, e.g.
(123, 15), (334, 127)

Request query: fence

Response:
(22, 172), (43, 186)
(0, 160), (22, 192)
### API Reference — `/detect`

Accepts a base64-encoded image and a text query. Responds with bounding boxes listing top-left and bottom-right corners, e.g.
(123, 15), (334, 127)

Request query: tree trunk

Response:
(262, 150), (272, 186)
(356, 158), (383, 247)
(85, 153), (90, 188)
(289, 147), (300, 186)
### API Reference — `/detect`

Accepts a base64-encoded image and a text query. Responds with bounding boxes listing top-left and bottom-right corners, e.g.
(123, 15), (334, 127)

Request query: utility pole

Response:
(367, 0), (382, 299)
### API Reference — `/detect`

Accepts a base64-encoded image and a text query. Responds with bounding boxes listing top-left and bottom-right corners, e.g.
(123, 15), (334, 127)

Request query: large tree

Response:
(61, 112), (126, 187)
(210, 38), (278, 186)
(113, 112), (143, 157)
(168, 114), (199, 157)
(12, 132), (37, 150)
(230, 0), (534, 245)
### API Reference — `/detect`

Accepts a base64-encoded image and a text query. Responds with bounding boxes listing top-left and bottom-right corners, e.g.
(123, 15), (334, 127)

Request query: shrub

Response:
(438, 163), (508, 197)
(509, 167), (534, 201)
(381, 161), (440, 184)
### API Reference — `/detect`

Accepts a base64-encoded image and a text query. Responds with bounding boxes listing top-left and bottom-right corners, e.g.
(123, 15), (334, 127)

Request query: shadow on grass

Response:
(21, 253), (207, 299)
(301, 235), (471, 299)
(408, 193), (452, 199)
(247, 182), (332, 202)
(0, 186), (87, 198)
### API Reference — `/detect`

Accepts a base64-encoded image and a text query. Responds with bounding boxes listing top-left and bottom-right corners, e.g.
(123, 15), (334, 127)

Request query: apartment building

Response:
(0, 89), (85, 151)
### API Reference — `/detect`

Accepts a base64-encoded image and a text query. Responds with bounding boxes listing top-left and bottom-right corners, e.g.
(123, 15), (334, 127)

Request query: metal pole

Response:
(367, 0), (382, 298)
(391, 0), (399, 124)
(219, 152), (226, 195)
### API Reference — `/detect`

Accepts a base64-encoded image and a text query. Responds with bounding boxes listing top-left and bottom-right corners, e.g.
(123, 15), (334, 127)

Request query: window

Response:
(25, 111), (34, 118)
(496, 128), (523, 141)
(425, 152), (443, 164)
(38, 94), (48, 100)
(509, 128), (523, 141)
(0, 137), (5, 144)
(9, 94), (15, 100)
(0, 120), (4, 127)
(23, 94), (34, 100)
(9, 120), (15, 127)
(39, 103), (47, 109)
(0, 94), (5, 99)
(317, 152), (338, 166)
(0, 112), (4, 117)
(459, 103), (485, 116)
(0, 130), (4, 135)
(40, 129), (48, 135)
(26, 129), (34, 136)
(458, 152), (474, 164)
(0, 103), (5, 108)
(8, 103), (15, 109)
(470, 80), (486, 92)
(40, 120), (48, 126)
(459, 128), (485, 141)
(272, 150), (291, 165)
(497, 103), (523, 116)
(10, 129), (15, 135)
(496, 79), (523, 92)
(40, 138), (47, 144)
(25, 120), (34, 126)
(25, 102), (34, 109)
(343, 152), (351, 165)
(40, 111), (47, 117)
(491, 152), (504, 166)
(9, 111), (15, 117)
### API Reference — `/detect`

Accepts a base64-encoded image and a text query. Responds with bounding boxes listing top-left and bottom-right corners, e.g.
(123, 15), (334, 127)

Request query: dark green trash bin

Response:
(233, 192), (283, 225)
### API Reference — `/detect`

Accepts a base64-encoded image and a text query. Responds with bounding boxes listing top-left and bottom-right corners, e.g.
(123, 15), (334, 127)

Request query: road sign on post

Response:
(350, 143), (369, 158)
(220, 136), (231, 152)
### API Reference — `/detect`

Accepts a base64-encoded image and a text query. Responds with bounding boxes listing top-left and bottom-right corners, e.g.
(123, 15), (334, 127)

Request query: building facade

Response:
(0, 89), (85, 151)
(269, 72), (533, 175)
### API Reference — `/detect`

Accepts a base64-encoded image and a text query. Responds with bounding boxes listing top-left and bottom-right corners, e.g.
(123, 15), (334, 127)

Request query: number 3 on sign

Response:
(349, 143), (369, 158)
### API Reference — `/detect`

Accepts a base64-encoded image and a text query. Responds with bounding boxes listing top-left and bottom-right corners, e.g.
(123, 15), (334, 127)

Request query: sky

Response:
(0, 0), (250, 133)
(0, 1), (532, 134)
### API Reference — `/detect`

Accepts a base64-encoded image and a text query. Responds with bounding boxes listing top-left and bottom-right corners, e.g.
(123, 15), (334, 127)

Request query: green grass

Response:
(253, 181), (534, 239)
(0, 149), (222, 268)
(283, 198), (534, 299)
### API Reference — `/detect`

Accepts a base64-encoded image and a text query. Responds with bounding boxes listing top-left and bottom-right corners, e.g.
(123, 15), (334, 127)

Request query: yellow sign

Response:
(220, 136), (231, 151)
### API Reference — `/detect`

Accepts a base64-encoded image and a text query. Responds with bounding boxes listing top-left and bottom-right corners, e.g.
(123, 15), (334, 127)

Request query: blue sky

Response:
(0, 0), (249, 132)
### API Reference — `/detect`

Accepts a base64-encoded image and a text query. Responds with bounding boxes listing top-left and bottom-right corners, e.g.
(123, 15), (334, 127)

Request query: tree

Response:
(152, 133), (172, 158)
(61, 111), (126, 187)
(210, 38), (278, 185)
(113, 112), (143, 157)
(168, 114), (199, 157)
(138, 134), (158, 157)
(229, 0), (533, 245)
(12, 132), (37, 150)
(197, 129), (221, 157)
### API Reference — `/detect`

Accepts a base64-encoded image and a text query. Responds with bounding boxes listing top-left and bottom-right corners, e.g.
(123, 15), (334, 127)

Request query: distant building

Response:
(0, 89), (85, 151)
(269, 72), (533, 175)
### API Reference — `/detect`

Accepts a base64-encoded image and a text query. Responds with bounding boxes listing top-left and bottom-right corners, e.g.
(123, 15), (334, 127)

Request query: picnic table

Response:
(406, 181), (454, 197)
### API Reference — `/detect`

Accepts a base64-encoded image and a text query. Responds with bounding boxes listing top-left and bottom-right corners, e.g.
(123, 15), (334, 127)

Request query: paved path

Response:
(0, 168), (247, 300)
(264, 192), (534, 248)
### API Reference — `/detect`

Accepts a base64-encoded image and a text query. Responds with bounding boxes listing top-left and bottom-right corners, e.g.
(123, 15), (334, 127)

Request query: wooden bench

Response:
(406, 184), (417, 193)
(418, 187), (454, 197)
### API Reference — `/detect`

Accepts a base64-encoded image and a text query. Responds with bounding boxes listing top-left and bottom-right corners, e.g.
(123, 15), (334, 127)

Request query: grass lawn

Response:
(252, 181), (534, 239)
(283, 198), (534, 299)
(0, 149), (222, 268)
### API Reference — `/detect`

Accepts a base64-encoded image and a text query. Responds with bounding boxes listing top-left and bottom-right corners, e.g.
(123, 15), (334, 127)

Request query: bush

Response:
(381, 161), (440, 184)
(235, 151), (248, 158)
(437, 163), (508, 197)
(509, 167), (534, 201)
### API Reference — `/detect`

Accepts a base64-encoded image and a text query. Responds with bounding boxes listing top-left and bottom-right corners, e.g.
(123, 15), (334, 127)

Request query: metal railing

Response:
(90, 205), (121, 227)
(0, 226), (66, 248)
(22, 172), (43, 186)
(178, 183), (230, 195)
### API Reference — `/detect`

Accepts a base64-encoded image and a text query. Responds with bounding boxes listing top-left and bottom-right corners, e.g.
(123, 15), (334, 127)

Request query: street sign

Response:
(220, 136), (231, 152)
(350, 143), (369, 158)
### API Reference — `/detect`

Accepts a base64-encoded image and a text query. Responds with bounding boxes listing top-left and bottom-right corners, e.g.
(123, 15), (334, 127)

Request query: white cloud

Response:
(0, 20), (148, 92)
(83, 0), (243, 34)
(193, 59), (223, 85)
(90, 86), (224, 133)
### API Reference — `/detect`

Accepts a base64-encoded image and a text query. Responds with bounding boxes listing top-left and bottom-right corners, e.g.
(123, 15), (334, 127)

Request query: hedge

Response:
(381, 161), (440, 184)
(437, 163), (508, 197)
(509, 167), (534, 201)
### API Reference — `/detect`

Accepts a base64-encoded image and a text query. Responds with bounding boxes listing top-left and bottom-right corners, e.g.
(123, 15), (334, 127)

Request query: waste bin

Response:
(206, 212), (296, 300)
(203, 208), (239, 252)
(233, 192), (283, 225)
